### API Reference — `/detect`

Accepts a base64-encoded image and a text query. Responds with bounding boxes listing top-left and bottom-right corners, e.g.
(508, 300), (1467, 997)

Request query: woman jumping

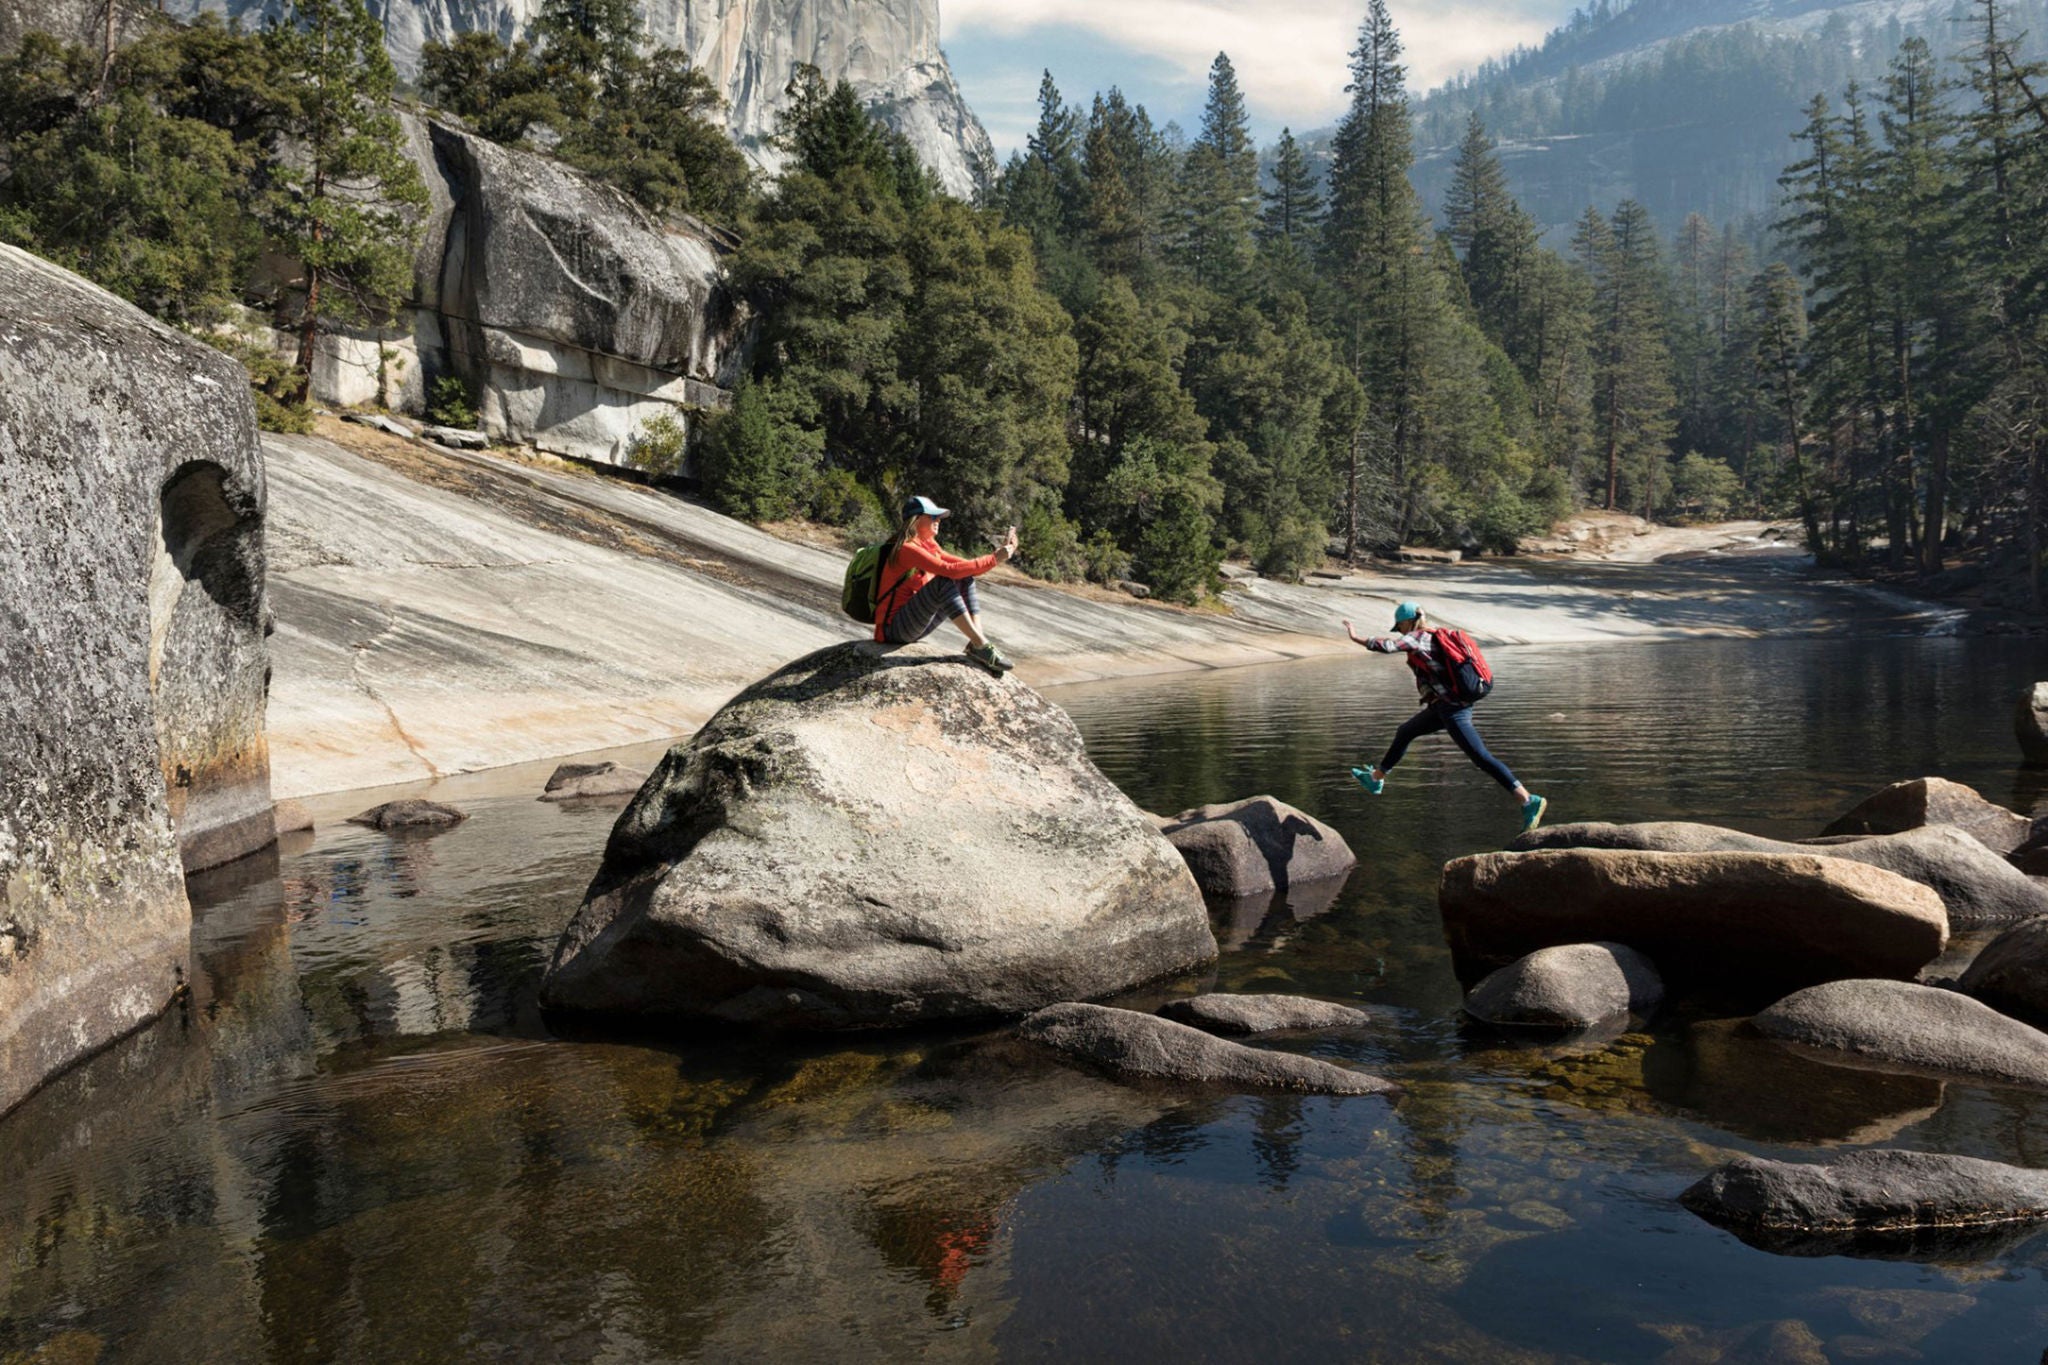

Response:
(875, 495), (1019, 675)
(1344, 602), (1547, 832)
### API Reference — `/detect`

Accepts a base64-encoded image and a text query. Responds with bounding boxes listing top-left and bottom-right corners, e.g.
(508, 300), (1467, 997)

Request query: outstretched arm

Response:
(1343, 619), (1391, 652)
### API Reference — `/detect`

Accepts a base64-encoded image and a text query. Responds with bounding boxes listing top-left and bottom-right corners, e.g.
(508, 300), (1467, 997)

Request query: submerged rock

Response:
(1159, 795), (1356, 897)
(1438, 849), (1947, 989)
(540, 761), (647, 801)
(1515, 820), (2048, 928)
(1751, 979), (2048, 1090)
(348, 800), (468, 831)
(540, 642), (1215, 1028)
(2016, 683), (2048, 766)
(1156, 993), (1373, 1036)
(1465, 942), (1664, 1029)
(1681, 1150), (2048, 1261)
(0, 245), (274, 1119)
(1958, 918), (2048, 1027)
(1019, 1003), (1397, 1095)
(1821, 777), (2032, 855)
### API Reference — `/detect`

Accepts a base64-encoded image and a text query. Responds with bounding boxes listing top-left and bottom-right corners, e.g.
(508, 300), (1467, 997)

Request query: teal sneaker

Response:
(1520, 794), (1548, 832)
(1351, 766), (1384, 795)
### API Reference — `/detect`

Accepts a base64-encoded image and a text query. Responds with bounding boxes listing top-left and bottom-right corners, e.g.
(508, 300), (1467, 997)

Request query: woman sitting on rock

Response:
(874, 495), (1019, 675)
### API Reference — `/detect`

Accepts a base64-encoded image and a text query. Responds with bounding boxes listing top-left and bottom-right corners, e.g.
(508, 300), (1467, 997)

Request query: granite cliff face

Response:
(172, 0), (993, 198)
(310, 116), (746, 466)
(0, 242), (274, 1117)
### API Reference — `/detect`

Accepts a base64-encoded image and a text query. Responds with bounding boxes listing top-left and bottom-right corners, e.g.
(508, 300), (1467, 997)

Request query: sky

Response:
(941, 0), (1586, 159)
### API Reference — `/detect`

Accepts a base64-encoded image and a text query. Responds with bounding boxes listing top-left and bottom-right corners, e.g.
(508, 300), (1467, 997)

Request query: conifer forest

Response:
(4, 0), (2046, 605)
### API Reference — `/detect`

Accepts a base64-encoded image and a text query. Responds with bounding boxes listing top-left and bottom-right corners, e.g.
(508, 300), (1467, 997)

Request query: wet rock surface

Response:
(1018, 1003), (1398, 1095)
(347, 800), (468, 831)
(1958, 918), (2048, 1027)
(540, 761), (648, 801)
(1821, 777), (2032, 855)
(0, 243), (272, 1117)
(1155, 993), (1373, 1036)
(1439, 849), (1947, 990)
(1681, 1150), (2048, 1261)
(1159, 795), (1356, 898)
(1465, 941), (1664, 1028)
(1751, 979), (2048, 1090)
(540, 642), (1216, 1027)
(1515, 820), (2048, 928)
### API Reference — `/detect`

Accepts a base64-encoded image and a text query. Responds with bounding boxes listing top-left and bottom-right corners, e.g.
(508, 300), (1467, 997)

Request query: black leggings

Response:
(1380, 701), (1519, 793)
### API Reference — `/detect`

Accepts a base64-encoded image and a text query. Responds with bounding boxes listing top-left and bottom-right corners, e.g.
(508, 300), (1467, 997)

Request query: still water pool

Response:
(7, 637), (2048, 1363)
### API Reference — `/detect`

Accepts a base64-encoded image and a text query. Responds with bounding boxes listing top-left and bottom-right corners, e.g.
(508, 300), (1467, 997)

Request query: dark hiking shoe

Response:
(1351, 766), (1384, 795)
(1521, 794), (1547, 832)
(966, 642), (1014, 675)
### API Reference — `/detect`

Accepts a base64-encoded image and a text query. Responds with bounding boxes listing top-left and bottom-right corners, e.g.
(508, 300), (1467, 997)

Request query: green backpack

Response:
(841, 542), (894, 623)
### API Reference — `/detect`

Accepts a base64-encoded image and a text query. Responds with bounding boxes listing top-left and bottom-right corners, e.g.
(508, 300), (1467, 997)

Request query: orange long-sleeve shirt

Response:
(873, 529), (998, 640)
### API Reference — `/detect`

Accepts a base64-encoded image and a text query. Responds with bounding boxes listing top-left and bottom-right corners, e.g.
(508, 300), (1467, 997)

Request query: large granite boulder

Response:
(0, 244), (273, 1116)
(2017, 683), (2048, 765)
(1159, 795), (1355, 898)
(1515, 820), (2048, 928)
(1751, 979), (2048, 1090)
(1018, 1003), (1398, 1096)
(1464, 941), (1664, 1029)
(1439, 850), (1947, 989)
(1682, 1150), (2048, 1260)
(1821, 777), (2032, 855)
(540, 642), (1216, 1027)
(1958, 918), (2048, 1027)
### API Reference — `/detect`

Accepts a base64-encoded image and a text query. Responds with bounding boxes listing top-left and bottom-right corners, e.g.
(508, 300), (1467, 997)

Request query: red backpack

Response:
(1432, 629), (1494, 705)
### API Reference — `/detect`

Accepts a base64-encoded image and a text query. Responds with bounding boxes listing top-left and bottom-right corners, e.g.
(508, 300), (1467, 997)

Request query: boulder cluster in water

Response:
(1443, 774), (2048, 1255)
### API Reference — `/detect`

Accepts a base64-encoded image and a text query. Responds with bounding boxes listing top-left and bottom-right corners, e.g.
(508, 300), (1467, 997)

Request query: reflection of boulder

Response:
(1821, 778), (2032, 856)
(541, 642), (1214, 1027)
(0, 245), (273, 1117)
(1516, 820), (2048, 928)
(2016, 684), (2048, 766)
(1751, 979), (2048, 1091)
(1464, 942), (1663, 1029)
(1207, 873), (1350, 952)
(1438, 849), (1947, 990)
(1160, 796), (1356, 897)
(1959, 918), (2048, 1027)
(1018, 1003), (1399, 1095)
(1642, 1018), (1942, 1146)
(1681, 1150), (2048, 1262)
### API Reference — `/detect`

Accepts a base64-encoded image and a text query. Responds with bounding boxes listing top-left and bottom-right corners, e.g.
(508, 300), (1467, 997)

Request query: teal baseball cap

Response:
(1393, 601), (1422, 628)
(903, 495), (950, 519)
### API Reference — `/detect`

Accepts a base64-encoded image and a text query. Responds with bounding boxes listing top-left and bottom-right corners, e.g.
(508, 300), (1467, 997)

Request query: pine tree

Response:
(1580, 200), (1676, 512)
(260, 0), (427, 402)
(1176, 52), (1258, 292)
(1258, 127), (1323, 247)
(1321, 0), (1451, 542)
(1748, 262), (1818, 548)
(1443, 112), (1540, 360)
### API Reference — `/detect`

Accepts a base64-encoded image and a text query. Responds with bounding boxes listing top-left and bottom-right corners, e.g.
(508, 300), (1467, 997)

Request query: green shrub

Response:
(1017, 501), (1085, 581)
(1082, 529), (1131, 585)
(695, 379), (822, 523)
(627, 411), (689, 478)
(203, 333), (312, 434)
(1468, 487), (1540, 556)
(807, 467), (889, 540)
(427, 374), (479, 430)
(1257, 514), (1328, 582)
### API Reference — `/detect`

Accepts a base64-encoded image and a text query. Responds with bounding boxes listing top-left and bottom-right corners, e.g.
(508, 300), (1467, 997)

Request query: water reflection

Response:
(6, 637), (2048, 1360)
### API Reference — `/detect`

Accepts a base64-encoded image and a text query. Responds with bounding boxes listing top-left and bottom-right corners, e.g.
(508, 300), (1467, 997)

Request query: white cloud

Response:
(943, 1), (1556, 130)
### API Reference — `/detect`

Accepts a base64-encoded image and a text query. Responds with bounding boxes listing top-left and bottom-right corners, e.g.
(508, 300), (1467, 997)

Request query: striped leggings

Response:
(882, 576), (982, 644)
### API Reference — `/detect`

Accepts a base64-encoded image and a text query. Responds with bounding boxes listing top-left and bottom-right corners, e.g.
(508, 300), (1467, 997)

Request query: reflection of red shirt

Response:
(873, 527), (998, 641)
